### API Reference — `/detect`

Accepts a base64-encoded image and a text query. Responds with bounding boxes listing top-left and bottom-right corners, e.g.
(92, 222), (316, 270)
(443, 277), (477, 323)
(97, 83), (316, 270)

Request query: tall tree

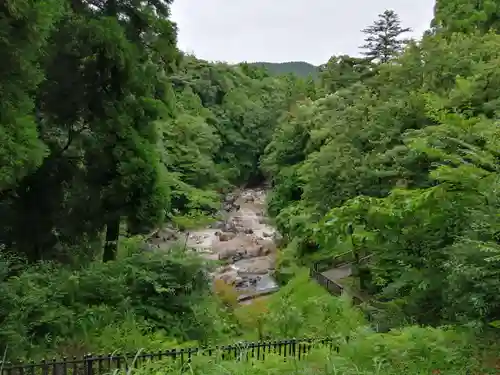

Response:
(432, 0), (500, 34)
(62, 0), (178, 262)
(360, 10), (411, 63)
(0, 0), (178, 262)
(318, 55), (374, 94)
(0, 0), (64, 191)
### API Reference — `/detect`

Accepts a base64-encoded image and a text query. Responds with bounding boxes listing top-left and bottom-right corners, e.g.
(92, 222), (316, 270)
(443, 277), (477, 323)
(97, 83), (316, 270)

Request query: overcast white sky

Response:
(170, 0), (436, 65)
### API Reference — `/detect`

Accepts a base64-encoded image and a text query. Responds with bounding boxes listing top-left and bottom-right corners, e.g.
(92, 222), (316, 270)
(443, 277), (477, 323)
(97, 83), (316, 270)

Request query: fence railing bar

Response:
(0, 337), (342, 375)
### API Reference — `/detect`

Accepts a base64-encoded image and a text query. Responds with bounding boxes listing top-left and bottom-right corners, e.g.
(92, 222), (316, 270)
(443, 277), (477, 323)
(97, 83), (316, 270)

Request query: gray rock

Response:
(140, 243), (154, 252)
(272, 232), (283, 245)
(223, 222), (238, 233)
(218, 232), (236, 241)
(218, 247), (243, 260)
(218, 270), (240, 285)
(211, 221), (226, 229)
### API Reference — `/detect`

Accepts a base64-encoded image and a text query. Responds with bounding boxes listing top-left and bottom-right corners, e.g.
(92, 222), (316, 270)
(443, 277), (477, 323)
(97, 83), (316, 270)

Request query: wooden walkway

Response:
(321, 264), (352, 281)
(318, 263), (370, 303)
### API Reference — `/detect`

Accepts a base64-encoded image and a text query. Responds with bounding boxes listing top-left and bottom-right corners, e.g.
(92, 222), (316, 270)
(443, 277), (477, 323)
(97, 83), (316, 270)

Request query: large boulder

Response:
(244, 243), (266, 257)
(159, 228), (178, 241)
(223, 221), (238, 233)
(218, 232), (237, 241)
(254, 237), (276, 254)
(224, 193), (237, 204)
(222, 193), (241, 212)
(149, 227), (178, 245)
(210, 221), (226, 230)
(244, 195), (255, 203)
(218, 270), (240, 285)
(218, 247), (245, 260)
(235, 257), (273, 274)
(213, 236), (254, 260)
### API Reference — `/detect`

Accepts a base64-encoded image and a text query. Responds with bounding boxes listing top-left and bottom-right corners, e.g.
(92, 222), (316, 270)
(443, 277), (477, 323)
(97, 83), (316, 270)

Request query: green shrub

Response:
(233, 271), (366, 341)
(0, 248), (221, 359)
(106, 332), (481, 374)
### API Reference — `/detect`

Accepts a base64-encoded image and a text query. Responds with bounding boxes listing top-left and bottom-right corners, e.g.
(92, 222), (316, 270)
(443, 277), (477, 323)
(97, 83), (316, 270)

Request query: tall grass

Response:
(102, 341), (481, 375)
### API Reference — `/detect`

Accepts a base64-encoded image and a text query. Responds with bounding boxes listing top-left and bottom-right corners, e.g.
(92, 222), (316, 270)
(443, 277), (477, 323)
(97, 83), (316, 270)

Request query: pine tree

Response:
(360, 10), (411, 63)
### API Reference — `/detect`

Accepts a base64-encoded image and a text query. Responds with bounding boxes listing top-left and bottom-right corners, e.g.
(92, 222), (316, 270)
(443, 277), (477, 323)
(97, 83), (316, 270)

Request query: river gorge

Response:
(147, 188), (281, 301)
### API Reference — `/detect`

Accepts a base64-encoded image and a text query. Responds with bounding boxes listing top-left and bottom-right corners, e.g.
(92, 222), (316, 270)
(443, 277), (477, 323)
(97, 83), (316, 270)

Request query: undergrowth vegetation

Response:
(126, 329), (481, 374)
(0, 247), (216, 358)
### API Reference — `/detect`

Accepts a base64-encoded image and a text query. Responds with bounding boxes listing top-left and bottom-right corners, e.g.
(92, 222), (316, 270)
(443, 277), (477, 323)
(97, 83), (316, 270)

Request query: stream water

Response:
(148, 188), (281, 301)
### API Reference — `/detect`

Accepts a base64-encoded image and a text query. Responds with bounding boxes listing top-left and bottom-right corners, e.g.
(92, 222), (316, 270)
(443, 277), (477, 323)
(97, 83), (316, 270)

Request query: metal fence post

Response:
(84, 355), (93, 375)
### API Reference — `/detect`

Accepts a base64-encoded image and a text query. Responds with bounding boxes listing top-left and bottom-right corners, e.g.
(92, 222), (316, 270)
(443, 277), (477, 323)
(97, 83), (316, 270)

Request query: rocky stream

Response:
(147, 188), (281, 302)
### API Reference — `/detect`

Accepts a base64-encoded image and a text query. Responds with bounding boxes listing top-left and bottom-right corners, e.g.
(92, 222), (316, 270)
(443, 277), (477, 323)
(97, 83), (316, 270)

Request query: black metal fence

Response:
(310, 265), (344, 295)
(0, 338), (339, 375)
(312, 251), (353, 273)
(310, 253), (374, 304)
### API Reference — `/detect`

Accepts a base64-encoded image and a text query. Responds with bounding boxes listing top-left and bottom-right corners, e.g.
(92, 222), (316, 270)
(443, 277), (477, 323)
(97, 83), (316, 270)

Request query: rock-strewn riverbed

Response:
(148, 188), (281, 300)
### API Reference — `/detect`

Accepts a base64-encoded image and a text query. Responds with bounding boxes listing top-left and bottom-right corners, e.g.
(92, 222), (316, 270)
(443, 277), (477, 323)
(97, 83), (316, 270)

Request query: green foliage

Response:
(0, 0), (64, 190)
(0, 0), (313, 363)
(0, 1), (302, 262)
(225, 271), (368, 342)
(360, 9), (411, 63)
(432, 0), (500, 34)
(168, 57), (295, 185)
(263, 271), (365, 339)
(0, 248), (219, 359)
(3, 0), (500, 372)
(102, 327), (487, 374)
(263, 2), (500, 332)
(318, 55), (375, 95)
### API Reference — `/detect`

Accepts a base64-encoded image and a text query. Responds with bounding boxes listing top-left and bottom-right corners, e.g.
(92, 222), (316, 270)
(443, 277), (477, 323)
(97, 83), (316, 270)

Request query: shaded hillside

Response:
(249, 61), (318, 78)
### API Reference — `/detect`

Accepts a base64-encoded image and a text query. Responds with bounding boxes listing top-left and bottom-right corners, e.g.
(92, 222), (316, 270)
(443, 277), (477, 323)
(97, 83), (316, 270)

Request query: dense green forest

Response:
(249, 61), (319, 78)
(1, 0), (500, 373)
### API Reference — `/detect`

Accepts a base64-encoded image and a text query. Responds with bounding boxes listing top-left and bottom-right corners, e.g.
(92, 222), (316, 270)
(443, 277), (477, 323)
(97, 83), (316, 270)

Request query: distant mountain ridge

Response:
(248, 61), (319, 78)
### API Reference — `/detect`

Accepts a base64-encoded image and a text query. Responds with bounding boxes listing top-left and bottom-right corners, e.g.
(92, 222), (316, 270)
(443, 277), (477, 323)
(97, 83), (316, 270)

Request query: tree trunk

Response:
(103, 217), (120, 262)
